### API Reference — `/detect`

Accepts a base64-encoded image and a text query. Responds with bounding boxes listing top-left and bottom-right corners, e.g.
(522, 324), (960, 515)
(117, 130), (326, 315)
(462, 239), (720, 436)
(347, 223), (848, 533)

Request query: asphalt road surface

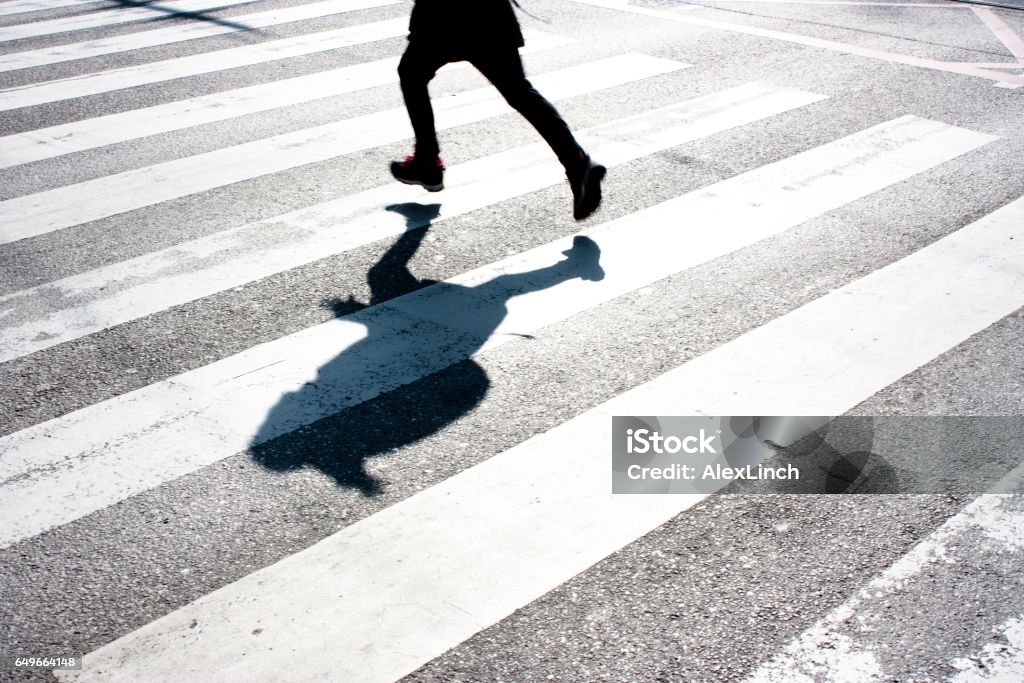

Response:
(1, 0), (1023, 680)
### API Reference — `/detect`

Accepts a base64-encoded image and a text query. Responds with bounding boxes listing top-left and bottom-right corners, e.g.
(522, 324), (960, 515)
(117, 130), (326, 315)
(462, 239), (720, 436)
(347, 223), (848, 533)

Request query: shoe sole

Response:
(395, 176), (444, 192)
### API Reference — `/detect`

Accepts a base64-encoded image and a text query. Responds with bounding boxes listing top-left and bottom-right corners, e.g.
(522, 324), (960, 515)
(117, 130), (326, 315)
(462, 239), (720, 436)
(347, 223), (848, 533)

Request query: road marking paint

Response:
(0, 31), (570, 167)
(0, 53), (685, 244)
(569, 0), (1024, 87)
(0, 0), (400, 72)
(746, 486), (1024, 682)
(956, 62), (1024, 69)
(0, 0), (262, 41)
(57, 193), (1024, 683)
(0, 80), (815, 362)
(951, 614), (1024, 682)
(0, 116), (995, 549)
(0, 16), (409, 111)
(972, 6), (1024, 63)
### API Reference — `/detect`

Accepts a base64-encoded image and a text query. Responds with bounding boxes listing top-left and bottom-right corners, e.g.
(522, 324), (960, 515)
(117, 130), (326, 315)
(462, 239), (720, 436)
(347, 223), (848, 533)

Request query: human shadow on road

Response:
(249, 203), (604, 495)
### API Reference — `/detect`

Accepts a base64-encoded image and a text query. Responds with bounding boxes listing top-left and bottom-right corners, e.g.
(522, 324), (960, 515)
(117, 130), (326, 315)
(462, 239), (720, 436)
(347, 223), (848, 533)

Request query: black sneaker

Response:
(568, 156), (606, 221)
(390, 153), (444, 192)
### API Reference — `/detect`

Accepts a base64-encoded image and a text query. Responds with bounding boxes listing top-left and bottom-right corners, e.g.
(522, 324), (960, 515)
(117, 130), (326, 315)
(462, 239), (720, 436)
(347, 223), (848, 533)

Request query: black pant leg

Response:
(397, 42), (450, 159)
(469, 49), (586, 174)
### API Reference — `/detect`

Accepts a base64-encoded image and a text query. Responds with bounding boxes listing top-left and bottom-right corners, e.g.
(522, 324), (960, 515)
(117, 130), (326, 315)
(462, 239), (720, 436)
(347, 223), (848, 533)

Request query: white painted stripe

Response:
(57, 193), (1024, 683)
(745, 491), (1024, 682)
(0, 116), (996, 549)
(0, 0), (102, 17)
(0, 80), (809, 362)
(0, 53), (683, 244)
(0, 16), (409, 111)
(0, 0), (259, 41)
(0, 30), (570, 167)
(0, 0), (399, 71)
(951, 614), (1024, 682)
(973, 7), (1024, 64)
(960, 62), (1024, 69)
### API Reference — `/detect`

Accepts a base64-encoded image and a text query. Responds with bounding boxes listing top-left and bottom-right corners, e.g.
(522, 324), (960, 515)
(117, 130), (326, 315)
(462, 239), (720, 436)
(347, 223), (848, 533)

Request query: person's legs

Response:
(469, 48), (584, 174)
(393, 41), (450, 190)
(469, 48), (605, 219)
(398, 41), (449, 160)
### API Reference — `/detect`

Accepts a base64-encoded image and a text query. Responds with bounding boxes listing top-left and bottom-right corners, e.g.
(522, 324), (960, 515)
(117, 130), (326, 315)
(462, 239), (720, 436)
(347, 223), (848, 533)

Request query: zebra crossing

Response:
(43, 200), (1024, 682)
(2, 0), (1022, 680)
